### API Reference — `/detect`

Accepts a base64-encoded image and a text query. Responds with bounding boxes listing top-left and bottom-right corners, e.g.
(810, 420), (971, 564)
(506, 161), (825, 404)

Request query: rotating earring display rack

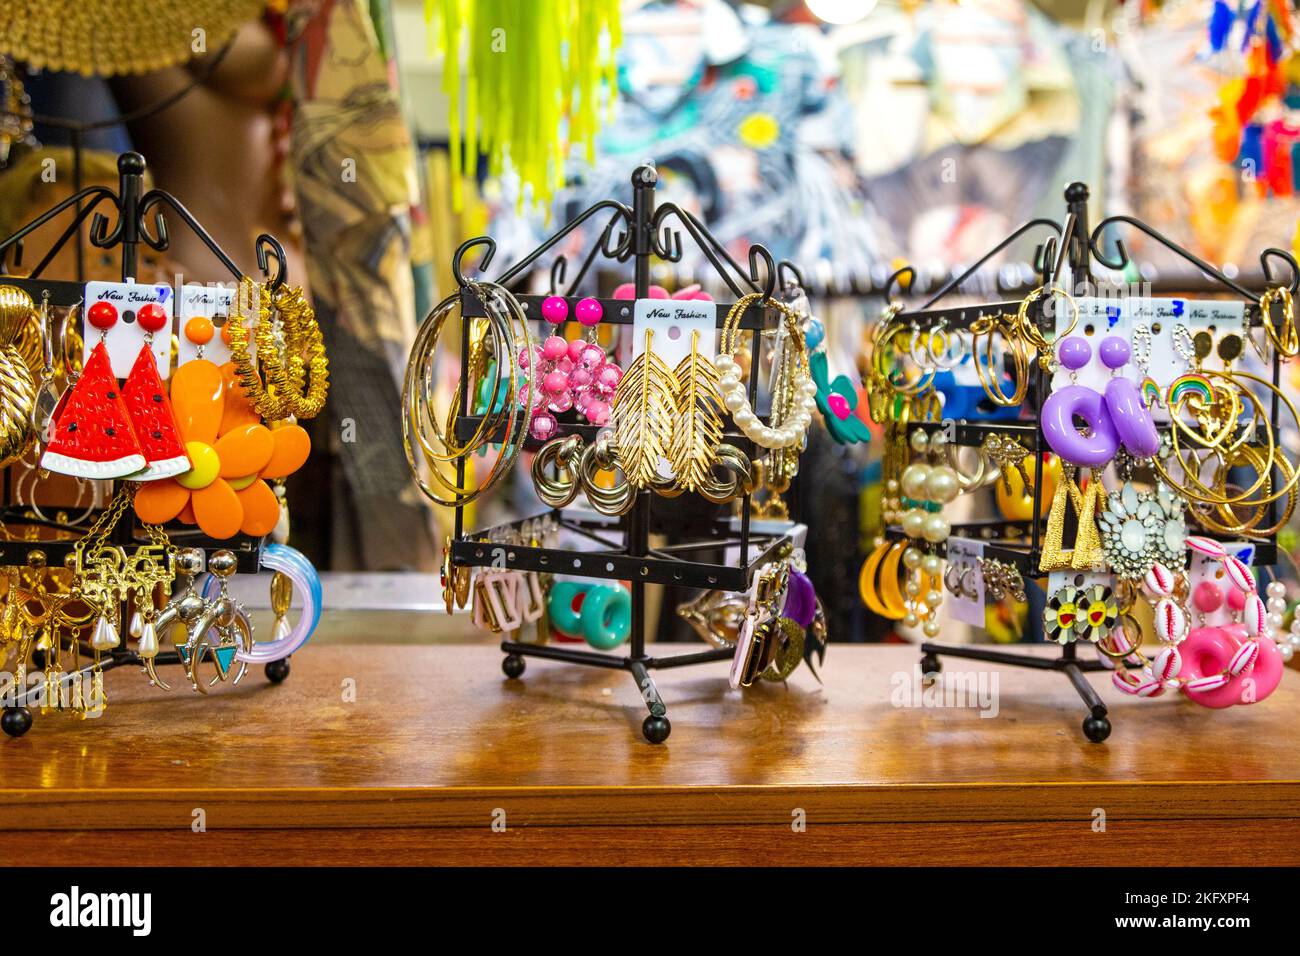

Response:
(0, 151), (292, 737)
(890, 182), (1295, 743)
(446, 164), (801, 744)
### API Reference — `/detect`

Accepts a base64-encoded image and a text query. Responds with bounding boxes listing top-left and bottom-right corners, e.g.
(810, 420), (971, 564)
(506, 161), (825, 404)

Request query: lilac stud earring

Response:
(1044, 335), (1121, 466)
(1057, 335), (1092, 373)
(1098, 335), (1131, 371)
(541, 295), (569, 325)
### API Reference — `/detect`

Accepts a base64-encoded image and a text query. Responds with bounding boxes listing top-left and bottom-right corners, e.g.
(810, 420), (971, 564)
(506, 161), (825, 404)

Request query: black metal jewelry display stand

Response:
(892, 182), (1297, 743)
(448, 164), (800, 744)
(0, 151), (293, 737)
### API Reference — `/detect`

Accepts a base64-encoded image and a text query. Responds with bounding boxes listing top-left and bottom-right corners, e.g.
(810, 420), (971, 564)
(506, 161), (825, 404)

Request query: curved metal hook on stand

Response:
(1087, 215), (1299, 301)
(748, 245), (777, 303)
(0, 153), (292, 288)
(560, 210), (638, 295)
(451, 236), (498, 288)
(650, 222), (684, 264)
(920, 217), (1063, 310)
(0, 186), (119, 278)
(1259, 247), (1300, 295)
(777, 260), (807, 297)
(548, 257), (568, 296)
(883, 264), (916, 301)
(137, 191), (243, 281)
(451, 200), (635, 292)
(255, 234), (288, 290)
(650, 202), (777, 302)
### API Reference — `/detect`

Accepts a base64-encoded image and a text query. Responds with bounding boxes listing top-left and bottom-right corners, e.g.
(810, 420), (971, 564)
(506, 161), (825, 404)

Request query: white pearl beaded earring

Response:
(715, 293), (817, 451)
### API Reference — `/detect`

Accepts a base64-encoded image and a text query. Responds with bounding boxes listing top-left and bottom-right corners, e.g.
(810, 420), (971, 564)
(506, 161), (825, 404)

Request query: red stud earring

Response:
(87, 300), (118, 335)
(136, 302), (169, 335)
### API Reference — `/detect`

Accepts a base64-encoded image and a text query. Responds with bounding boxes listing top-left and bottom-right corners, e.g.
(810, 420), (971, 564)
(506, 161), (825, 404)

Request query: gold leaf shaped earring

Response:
(669, 329), (723, 493)
(612, 328), (678, 490)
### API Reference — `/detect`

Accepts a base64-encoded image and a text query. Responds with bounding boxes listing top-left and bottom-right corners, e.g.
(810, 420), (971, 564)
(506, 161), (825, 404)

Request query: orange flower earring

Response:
(133, 327), (311, 539)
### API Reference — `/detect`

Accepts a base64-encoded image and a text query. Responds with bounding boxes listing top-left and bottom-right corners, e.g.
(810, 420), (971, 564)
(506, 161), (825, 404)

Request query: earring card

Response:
(946, 537), (986, 627)
(82, 280), (173, 379)
(630, 298), (717, 366)
(177, 283), (238, 367)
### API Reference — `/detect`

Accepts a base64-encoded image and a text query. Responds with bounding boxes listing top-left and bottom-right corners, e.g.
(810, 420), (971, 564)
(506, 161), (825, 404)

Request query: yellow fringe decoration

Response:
(427, 0), (623, 212)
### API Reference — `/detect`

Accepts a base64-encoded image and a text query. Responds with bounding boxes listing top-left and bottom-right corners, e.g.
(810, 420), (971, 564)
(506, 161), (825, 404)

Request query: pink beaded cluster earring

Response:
(519, 324), (622, 441)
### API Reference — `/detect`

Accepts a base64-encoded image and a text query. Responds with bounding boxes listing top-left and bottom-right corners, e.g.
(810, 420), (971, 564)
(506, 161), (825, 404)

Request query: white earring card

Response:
(82, 280), (173, 379)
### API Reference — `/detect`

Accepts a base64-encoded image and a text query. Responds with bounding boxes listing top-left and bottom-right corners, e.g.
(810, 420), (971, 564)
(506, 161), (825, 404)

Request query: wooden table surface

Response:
(3, 643), (1297, 866)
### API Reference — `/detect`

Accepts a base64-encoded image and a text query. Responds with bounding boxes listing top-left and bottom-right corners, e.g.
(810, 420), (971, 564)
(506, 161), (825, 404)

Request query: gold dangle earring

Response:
(1070, 469), (1107, 571)
(611, 328), (678, 490)
(1040, 465), (1083, 572)
(668, 329), (723, 493)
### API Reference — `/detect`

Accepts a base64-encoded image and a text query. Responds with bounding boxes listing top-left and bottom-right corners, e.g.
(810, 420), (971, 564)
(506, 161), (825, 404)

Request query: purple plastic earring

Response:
(1098, 336), (1131, 370)
(1057, 335), (1092, 371)
(1042, 384), (1120, 466)
(1104, 376), (1160, 457)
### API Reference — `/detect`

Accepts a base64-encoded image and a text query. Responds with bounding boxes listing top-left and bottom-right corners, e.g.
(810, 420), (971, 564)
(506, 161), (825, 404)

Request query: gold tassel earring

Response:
(1070, 469), (1107, 571)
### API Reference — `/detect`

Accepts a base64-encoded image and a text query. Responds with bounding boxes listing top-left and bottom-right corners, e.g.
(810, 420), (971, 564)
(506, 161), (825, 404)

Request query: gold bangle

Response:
(1260, 286), (1299, 357)
(267, 285), (330, 420)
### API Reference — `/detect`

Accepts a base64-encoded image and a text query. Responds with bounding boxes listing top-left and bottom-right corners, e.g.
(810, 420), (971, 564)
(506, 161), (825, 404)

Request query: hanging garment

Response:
(286, 0), (435, 570)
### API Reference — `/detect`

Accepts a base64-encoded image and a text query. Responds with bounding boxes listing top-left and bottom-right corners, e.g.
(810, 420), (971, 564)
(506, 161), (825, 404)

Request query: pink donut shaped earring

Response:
(1041, 336), (1120, 467)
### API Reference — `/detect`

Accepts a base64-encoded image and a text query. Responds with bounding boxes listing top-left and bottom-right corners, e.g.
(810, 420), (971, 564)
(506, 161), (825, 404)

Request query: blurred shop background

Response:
(4, 0), (1299, 644)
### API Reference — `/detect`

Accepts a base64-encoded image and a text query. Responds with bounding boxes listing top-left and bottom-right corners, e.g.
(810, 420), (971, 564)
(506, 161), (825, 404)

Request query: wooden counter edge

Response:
(2, 780), (1298, 831)
(4, 818), (1300, 866)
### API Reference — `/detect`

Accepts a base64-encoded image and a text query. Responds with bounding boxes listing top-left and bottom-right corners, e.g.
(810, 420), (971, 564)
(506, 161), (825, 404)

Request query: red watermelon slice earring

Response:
(40, 301), (147, 479)
(122, 302), (190, 480)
